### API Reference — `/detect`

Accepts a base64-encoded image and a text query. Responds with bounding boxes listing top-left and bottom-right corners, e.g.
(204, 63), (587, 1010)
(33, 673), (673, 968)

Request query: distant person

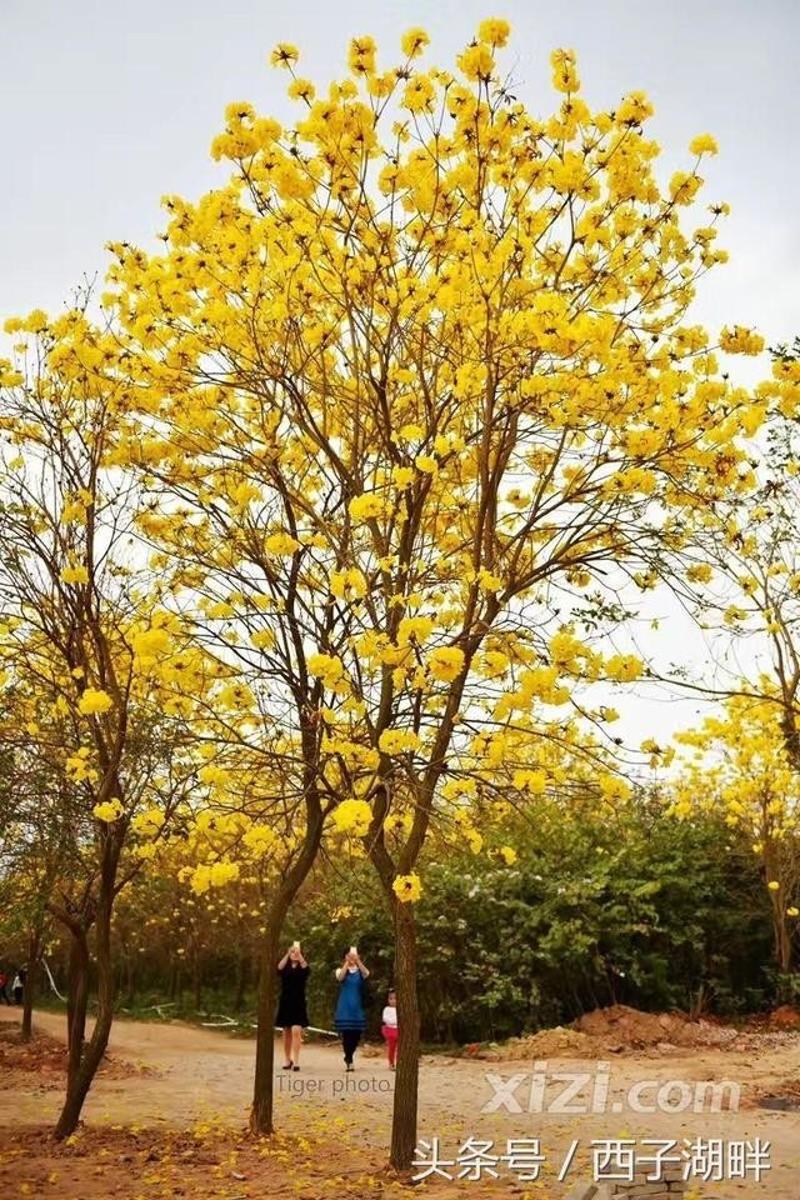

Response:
(334, 947), (369, 1071)
(0, 969), (9, 1004)
(276, 942), (310, 1071)
(11, 970), (24, 1005)
(382, 987), (398, 1069)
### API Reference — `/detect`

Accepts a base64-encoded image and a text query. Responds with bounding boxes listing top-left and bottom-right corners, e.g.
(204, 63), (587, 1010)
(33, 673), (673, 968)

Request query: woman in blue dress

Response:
(334, 947), (369, 1070)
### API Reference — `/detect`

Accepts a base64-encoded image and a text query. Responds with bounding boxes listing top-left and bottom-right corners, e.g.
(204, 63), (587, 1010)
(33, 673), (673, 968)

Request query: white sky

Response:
(2, 0), (798, 757)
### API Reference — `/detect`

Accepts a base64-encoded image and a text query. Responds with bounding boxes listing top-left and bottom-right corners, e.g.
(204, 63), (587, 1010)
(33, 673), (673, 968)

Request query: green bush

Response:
(291, 801), (774, 1043)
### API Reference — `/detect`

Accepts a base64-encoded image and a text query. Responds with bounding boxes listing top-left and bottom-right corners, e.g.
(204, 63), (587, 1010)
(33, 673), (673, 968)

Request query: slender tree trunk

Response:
(390, 903), (421, 1172)
(772, 900), (793, 975)
(364, 780), (424, 1174)
(54, 894), (116, 1140)
(763, 843), (793, 976)
(250, 764), (324, 1136)
(64, 927), (90, 1090)
(21, 928), (41, 1042)
(250, 916), (285, 1134)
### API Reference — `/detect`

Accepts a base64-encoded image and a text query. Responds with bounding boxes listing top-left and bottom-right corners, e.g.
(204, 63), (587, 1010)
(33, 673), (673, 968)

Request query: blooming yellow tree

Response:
(660, 352), (800, 981)
(665, 346), (800, 766)
(673, 692), (800, 974)
(23, 19), (772, 1165)
(0, 311), (207, 1137)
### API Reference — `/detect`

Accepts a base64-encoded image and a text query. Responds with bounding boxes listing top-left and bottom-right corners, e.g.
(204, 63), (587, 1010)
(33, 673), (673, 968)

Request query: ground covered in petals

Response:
(3, 1011), (800, 1198)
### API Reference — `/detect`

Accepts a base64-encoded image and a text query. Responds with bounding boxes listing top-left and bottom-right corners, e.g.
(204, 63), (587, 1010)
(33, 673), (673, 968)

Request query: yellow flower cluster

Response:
(66, 747), (98, 783)
(604, 654), (644, 683)
(330, 567), (368, 600)
(130, 807), (165, 836)
(131, 625), (172, 665)
(719, 326), (765, 356)
(426, 646), (465, 683)
(392, 873), (422, 903)
(60, 565), (89, 586)
(513, 769), (547, 795)
(599, 775), (633, 803)
(78, 687), (113, 716)
(93, 797), (124, 823)
(397, 616), (434, 646)
(331, 798), (372, 836)
(242, 824), (277, 857)
(348, 493), (383, 522)
(265, 531), (301, 556)
(378, 728), (419, 755)
(186, 861), (241, 895)
(308, 652), (347, 691)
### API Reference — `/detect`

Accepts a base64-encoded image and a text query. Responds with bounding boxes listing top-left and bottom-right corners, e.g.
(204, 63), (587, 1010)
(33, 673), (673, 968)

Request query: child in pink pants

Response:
(382, 988), (398, 1069)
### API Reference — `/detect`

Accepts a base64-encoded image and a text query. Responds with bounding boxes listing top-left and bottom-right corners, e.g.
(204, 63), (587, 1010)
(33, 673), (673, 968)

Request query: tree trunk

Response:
(364, 779), (424, 1174)
(763, 845), (793, 975)
(250, 918), (284, 1134)
(54, 896), (115, 1140)
(64, 927), (90, 1089)
(390, 903), (421, 1172)
(249, 764), (324, 1136)
(21, 928), (41, 1042)
(773, 900), (793, 974)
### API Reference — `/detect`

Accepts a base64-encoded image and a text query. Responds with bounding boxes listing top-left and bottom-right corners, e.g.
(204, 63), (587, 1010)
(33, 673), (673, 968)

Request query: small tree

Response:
(659, 339), (800, 760)
(0, 310), (196, 1136)
(673, 693), (800, 976)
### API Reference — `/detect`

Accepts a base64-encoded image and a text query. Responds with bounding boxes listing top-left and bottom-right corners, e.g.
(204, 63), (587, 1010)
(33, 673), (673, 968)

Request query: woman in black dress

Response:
(276, 942), (310, 1070)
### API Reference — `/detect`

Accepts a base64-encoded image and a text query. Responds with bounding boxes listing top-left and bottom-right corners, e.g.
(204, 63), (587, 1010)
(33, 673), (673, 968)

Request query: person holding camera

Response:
(334, 946), (369, 1071)
(276, 941), (309, 1071)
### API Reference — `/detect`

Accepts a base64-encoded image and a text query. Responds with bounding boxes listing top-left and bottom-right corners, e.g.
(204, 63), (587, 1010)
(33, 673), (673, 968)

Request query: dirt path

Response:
(2, 1010), (800, 1197)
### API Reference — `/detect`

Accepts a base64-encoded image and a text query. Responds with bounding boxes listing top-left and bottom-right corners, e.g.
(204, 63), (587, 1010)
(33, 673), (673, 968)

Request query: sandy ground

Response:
(1, 1010), (799, 1198)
